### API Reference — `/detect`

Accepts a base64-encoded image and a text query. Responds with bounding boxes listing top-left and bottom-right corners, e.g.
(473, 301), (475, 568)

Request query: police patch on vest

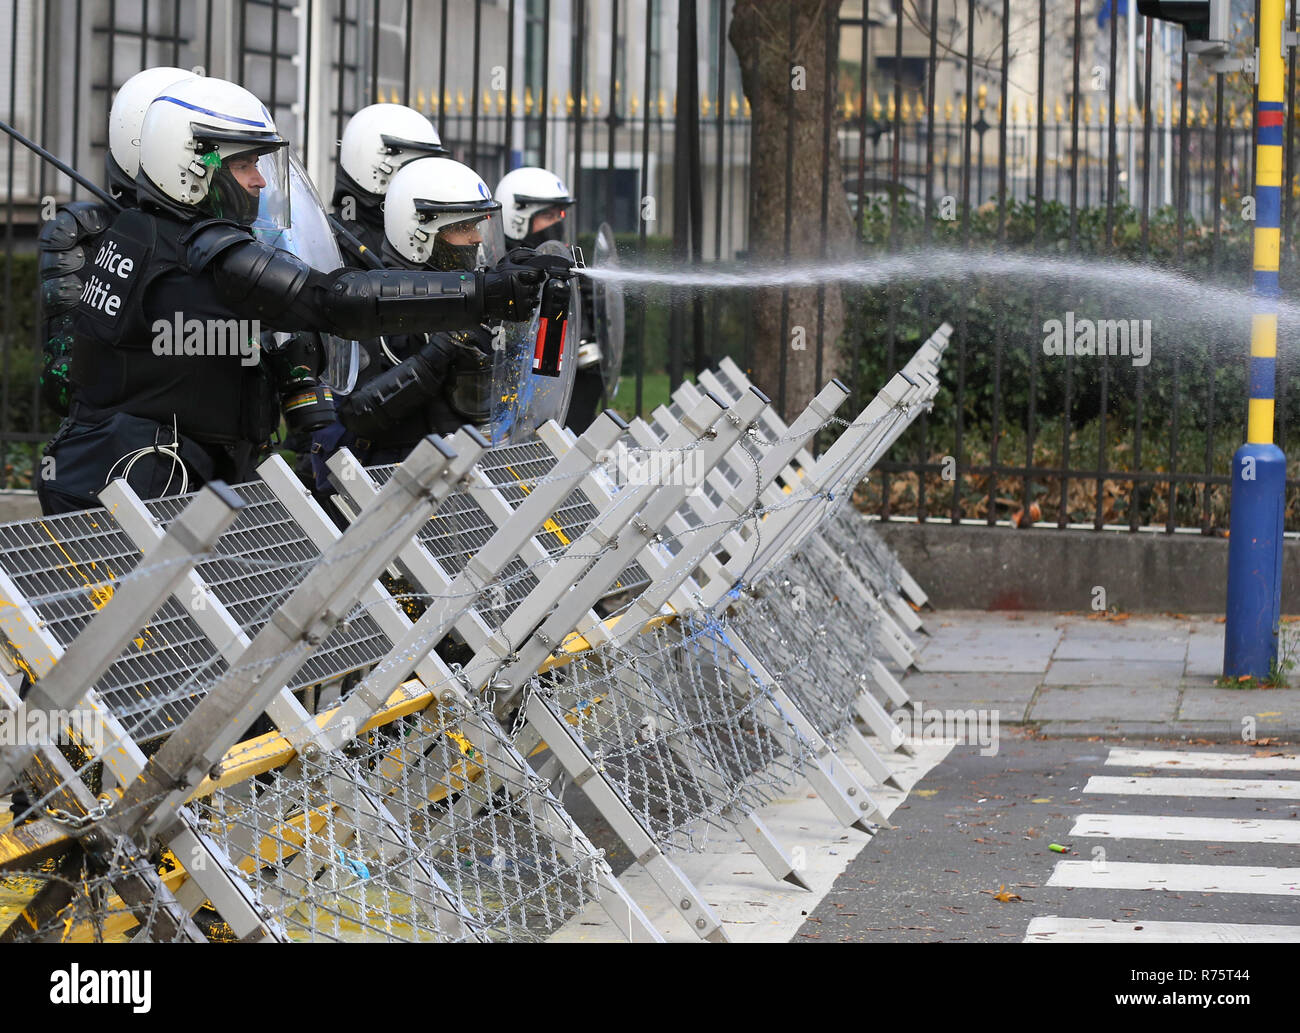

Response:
(78, 229), (149, 328)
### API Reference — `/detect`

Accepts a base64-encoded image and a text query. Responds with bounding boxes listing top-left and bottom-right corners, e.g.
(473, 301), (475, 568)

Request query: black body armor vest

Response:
(71, 208), (279, 446)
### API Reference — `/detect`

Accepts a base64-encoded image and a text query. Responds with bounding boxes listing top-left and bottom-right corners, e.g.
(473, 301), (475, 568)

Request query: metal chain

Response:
(45, 794), (112, 830)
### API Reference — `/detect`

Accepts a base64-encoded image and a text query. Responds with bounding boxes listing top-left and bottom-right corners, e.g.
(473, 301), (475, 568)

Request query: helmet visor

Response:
(204, 146), (289, 227)
(428, 211), (503, 272)
(253, 149), (359, 394)
(244, 148), (290, 232)
(379, 133), (451, 160)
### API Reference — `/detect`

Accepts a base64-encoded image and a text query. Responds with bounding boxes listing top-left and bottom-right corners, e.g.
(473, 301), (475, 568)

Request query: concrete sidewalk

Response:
(900, 611), (1300, 741)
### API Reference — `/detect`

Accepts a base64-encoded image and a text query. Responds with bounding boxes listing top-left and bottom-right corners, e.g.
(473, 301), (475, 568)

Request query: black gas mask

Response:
(428, 217), (485, 272)
(520, 214), (567, 250)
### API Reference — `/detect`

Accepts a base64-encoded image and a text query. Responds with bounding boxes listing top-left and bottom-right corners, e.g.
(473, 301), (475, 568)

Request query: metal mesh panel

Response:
(539, 615), (809, 853)
(725, 549), (884, 744)
(192, 709), (602, 942)
(367, 465), (538, 629)
(824, 507), (910, 598)
(147, 482), (394, 691)
(372, 443), (649, 612)
(0, 509), (224, 740)
(475, 444), (652, 597)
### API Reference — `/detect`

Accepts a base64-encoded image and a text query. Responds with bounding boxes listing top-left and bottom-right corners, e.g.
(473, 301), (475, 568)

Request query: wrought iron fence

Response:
(0, 0), (1297, 531)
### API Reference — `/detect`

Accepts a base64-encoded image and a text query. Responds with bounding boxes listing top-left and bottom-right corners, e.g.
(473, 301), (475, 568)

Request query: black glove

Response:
(338, 334), (457, 437)
(479, 261), (545, 322)
(504, 245), (576, 280)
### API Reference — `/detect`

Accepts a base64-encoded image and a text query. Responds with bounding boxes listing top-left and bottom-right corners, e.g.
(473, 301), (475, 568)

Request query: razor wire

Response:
(529, 612), (813, 855)
(0, 380), (934, 942)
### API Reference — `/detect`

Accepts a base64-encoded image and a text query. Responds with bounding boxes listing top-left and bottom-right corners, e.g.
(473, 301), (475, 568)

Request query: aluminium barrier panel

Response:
(0, 334), (946, 942)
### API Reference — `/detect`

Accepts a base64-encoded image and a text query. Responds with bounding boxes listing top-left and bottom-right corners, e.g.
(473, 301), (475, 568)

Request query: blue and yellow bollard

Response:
(1224, 0), (1287, 677)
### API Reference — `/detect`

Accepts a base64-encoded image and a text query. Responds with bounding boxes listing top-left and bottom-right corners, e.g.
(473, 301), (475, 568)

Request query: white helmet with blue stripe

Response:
(138, 76), (288, 217)
(384, 156), (500, 268)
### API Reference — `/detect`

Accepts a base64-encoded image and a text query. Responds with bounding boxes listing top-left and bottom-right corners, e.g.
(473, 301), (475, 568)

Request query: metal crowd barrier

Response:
(0, 323), (949, 943)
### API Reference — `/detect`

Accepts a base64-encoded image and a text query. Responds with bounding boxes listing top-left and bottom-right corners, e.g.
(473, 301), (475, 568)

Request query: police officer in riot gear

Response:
(37, 66), (196, 424)
(40, 76), (546, 514)
(495, 166), (605, 433)
(309, 157), (513, 493)
(331, 102), (450, 262)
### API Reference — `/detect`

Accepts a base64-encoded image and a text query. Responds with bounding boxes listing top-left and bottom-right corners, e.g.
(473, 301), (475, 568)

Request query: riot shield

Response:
(478, 211), (509, 270)
(254, 149), (360, 395)
(590, 221), (625, 398)
(488, 240), (581, 444)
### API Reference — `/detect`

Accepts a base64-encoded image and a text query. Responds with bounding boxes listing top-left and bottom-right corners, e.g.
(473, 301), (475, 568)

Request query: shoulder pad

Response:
(39, 244), (86, 278)
(65, 201), (113, 237)
(42, 275), (84, 315)
(37, 202), (113, 252)
(37, 209), (87, 252)
(181, 218), (253, 273)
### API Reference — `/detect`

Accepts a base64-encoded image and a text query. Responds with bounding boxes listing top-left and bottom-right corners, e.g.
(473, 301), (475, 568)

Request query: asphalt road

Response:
(791, 730), (1300, 943)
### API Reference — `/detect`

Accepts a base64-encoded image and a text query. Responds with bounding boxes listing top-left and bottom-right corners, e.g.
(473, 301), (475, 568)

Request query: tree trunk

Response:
(730, 0), (855, 422)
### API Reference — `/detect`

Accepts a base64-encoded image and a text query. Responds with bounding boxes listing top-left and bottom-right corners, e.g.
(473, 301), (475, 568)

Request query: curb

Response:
(1009, 720), (1299, 744)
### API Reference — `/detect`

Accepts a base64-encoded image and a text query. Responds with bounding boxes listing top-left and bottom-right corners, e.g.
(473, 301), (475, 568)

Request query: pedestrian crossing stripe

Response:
(1105, 748), (1300, 772)
(1024, 916), (1300, 943)
(1069, 813), (1300, 845)
(1084, 775), (1300, 800)
(1046, 860), (1300, 895)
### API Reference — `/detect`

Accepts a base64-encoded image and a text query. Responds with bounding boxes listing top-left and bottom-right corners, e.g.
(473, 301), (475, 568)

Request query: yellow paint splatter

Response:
(88, 584), (114, 610)
(445, 729), (476, 759)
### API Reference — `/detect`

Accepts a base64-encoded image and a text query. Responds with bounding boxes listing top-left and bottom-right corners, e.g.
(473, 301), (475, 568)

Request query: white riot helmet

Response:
(383, 157), (500, 270)
(495, 166), (575, 247)
(338, 103), (449, 198)
(107, 66), (197, 195)
(138, 77), (288, 224)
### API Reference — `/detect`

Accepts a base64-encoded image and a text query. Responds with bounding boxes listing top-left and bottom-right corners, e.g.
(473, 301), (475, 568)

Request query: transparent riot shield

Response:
(488, 240), (581, 445)
(590, 222), (625, 399)
(253, 149), (360, 395)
